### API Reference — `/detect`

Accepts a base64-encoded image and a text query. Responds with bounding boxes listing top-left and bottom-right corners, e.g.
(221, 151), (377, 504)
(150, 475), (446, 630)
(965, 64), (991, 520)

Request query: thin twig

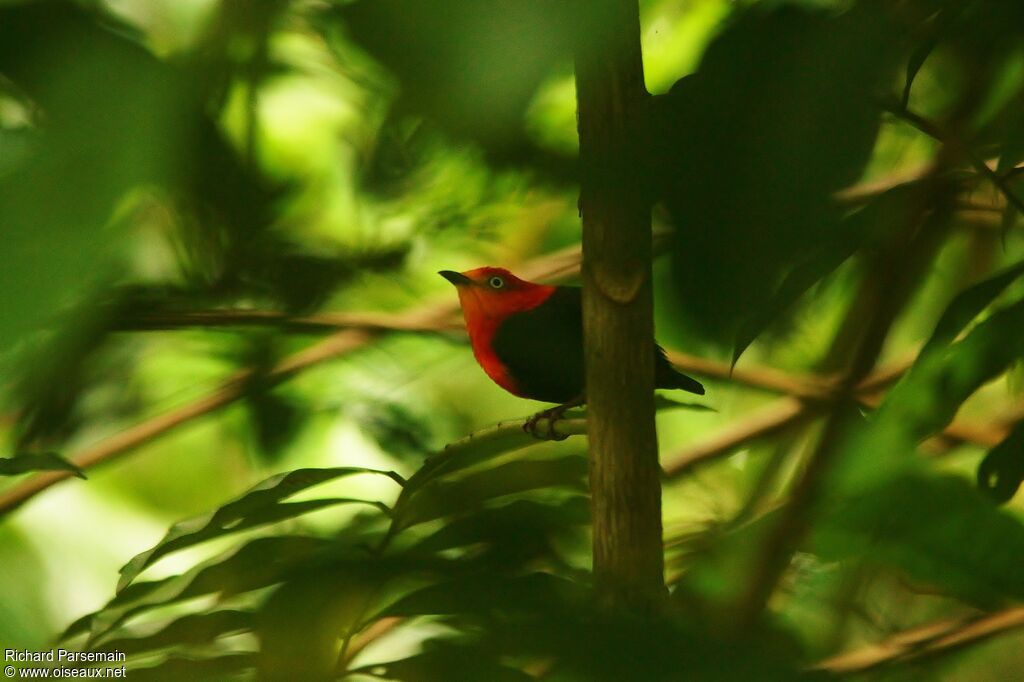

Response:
(666, 351), (834, 400)
(0, 246), (585, 517)
(660, 369), (1014, 480)
(0, 227), (913, 518)
(662, 398), (814, 479)
(112, 244), (585, 335)
(109, 162), (1016, 337)
(814, 607), (1024, 674)
(659, 354), (913, 479)
(0, 330), (375, 516)
(2, 227), (1012, 517)
(833, 162), (936, 205)
(114, 310), (463, 334)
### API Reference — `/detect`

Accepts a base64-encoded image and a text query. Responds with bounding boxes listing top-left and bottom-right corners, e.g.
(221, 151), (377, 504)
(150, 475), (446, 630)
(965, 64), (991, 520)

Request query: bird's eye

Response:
(488, 276), (505, 289)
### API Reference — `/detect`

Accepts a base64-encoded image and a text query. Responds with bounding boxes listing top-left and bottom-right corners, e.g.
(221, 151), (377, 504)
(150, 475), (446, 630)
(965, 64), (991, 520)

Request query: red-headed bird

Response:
(440, 267), (704, 434)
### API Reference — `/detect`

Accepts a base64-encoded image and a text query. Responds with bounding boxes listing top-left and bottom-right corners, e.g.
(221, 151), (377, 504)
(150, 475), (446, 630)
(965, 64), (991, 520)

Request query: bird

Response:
(439, 267), (704, 437)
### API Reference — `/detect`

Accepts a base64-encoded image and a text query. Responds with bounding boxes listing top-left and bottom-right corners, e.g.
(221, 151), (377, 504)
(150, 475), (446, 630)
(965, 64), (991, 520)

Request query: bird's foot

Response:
(523, 403), (573, 441)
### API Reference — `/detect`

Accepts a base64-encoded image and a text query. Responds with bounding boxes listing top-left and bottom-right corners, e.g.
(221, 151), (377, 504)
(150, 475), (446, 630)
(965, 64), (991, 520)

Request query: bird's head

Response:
(439, 267), (555, 327)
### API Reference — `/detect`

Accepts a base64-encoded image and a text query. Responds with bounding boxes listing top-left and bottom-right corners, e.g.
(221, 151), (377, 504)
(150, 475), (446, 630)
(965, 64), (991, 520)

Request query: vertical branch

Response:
(575, 0), (664, 609)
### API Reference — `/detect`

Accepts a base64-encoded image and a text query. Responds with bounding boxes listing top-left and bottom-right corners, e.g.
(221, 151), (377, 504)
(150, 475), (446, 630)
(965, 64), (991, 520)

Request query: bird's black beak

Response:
(439, 270), (473, 286)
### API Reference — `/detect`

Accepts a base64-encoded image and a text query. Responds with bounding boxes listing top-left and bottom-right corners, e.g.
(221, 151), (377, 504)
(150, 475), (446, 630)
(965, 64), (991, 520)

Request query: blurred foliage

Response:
(2, 0), (1024, 680)
(650, 2), (900, 351)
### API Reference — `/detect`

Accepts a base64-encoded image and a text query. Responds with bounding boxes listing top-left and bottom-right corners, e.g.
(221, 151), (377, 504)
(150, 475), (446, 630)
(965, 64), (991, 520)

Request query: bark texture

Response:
(575, 0), (664, 609)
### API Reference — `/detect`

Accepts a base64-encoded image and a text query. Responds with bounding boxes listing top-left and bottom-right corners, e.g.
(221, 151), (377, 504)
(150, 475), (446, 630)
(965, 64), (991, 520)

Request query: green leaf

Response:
(406, 419), (583, 493)
(901, 37), (936, 108)
(92, 610), (252, 657)
(410, 496), (590, 554)
(396, 456), (587, 529)
(128, 653), (257, 682)
(257, 567), (381, 682)
(731, 225), (861, 367)
(82, 536), (332, 645)
(978, 421), (1024, 503)
(898, 296), (1024, 435)
(727, 182), (926, 365)
(656, 4), (899, 344)
(0, 3), (194, 352)
(0, 453), (85, 479)
(351, 645), (534, 682)
(833, 296), (1024, 494)
(364, 588), (803, 682)
(246, 391), (306, 465)
(117, 467), (399, 591)
(378, 572), (583, 619)
(997, 122), (1024, 174)
(334, 1), (587, 158)
(814, 473), (1024, 608)
(920, 261), (1024, 358)
(972, 46), (1024, 132)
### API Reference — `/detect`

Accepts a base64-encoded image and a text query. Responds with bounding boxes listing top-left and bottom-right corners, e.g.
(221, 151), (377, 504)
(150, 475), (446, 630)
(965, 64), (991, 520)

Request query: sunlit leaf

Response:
(92, 610), (252, 657)
(396, 456), (587, 529)
(257, 566), (383, 682)
(128, 653), (257, 682)
(84, 536), (332, 645)
(920, 261), (1024, 358)
(407, 421), (583, 492)
(117, 467), (399, 591)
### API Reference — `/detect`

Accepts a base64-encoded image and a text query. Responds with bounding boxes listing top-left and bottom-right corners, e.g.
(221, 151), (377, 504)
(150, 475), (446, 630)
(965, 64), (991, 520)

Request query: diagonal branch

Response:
(666, 351), (835, 400)
(113, 310), (464, 334)
(0, 246), (584, 517)
(5, 231), (1016, 517)
(659, 354), (919, 480)
(814, 606), (1024, 674)
(112, 245), (586, 335)
(662, 397), (814, 479)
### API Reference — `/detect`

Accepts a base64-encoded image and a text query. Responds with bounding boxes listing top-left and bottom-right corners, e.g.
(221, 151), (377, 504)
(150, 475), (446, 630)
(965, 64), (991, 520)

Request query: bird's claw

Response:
(523, 405), (570, 441)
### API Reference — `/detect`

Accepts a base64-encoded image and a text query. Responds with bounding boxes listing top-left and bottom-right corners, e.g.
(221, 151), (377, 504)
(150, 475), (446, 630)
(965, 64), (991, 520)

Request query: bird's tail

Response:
(666, 369), (705, 395)
(655, 346), (706, 395)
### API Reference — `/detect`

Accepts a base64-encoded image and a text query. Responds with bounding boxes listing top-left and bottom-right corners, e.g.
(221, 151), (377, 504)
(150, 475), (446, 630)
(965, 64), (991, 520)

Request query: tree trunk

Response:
(575, 0), (664, 610)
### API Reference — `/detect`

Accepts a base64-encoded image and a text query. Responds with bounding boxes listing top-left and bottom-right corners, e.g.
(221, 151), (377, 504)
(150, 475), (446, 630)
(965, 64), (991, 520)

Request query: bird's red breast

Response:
(439, 267), (555, 397)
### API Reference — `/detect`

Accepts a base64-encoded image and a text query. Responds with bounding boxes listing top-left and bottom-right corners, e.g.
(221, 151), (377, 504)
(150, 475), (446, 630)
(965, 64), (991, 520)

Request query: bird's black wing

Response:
(493, 286), (706, 401)
(491, 286), (585, 404)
